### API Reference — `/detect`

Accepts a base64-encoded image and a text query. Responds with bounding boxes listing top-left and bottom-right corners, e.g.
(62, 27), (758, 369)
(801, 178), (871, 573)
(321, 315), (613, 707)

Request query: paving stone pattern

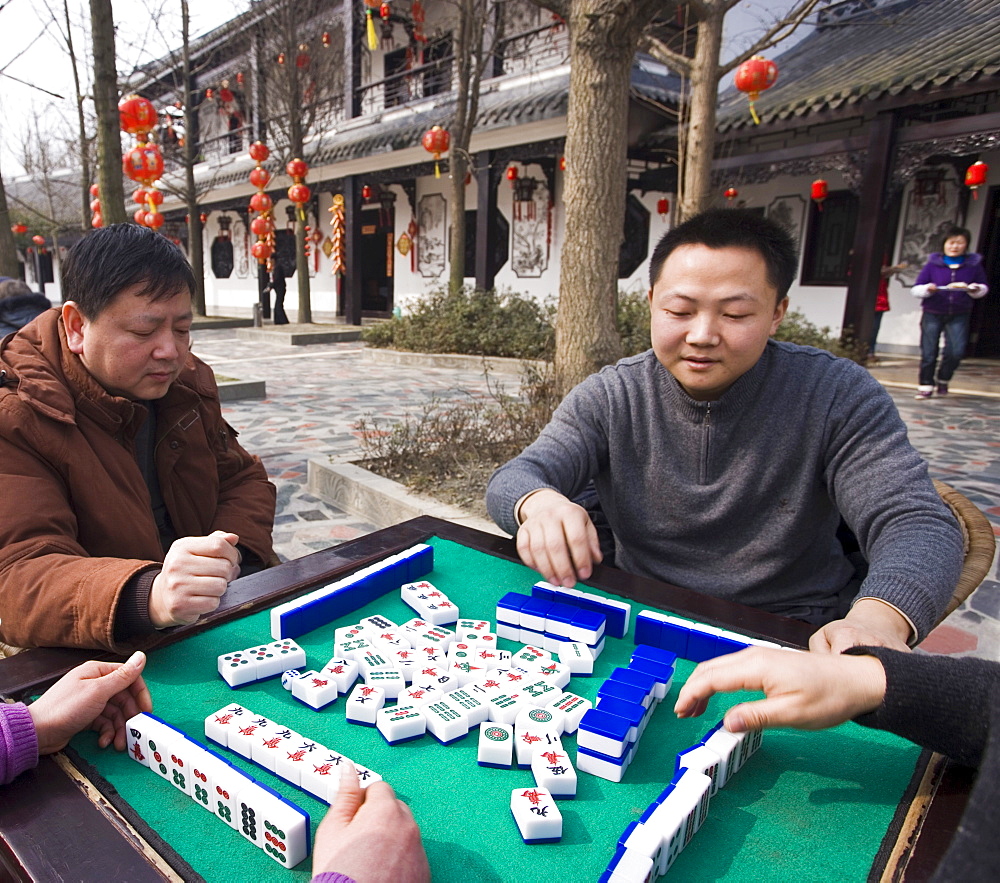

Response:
(193, 330), (1000, 661)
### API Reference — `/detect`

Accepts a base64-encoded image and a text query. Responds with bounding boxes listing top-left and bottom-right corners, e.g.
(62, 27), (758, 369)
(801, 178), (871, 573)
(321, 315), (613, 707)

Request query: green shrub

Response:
(773, 309), (866, 363)
(361, 287), (556, 360)
(618, 290), (651, 356)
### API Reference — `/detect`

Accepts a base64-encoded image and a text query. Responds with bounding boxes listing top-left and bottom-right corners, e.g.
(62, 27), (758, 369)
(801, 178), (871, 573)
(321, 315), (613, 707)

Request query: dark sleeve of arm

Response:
(485, 376), (610, 535)
(849, 646), (999, 767)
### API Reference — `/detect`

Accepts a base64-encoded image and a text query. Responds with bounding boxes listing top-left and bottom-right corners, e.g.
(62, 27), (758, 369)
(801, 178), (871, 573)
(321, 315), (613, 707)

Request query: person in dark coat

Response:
(0, 280), (52, 336)
(271, 265), (289, 325)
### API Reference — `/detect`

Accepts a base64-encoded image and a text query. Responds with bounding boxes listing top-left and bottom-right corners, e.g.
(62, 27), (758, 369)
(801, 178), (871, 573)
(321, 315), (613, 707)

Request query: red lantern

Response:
(811, 179), (828, 210)
(734, 55), (778, 125)
(288, 183), (312, 205)
(89, 198), (100, 213)
(32, 234), (45, 246)
(249, 167), (271, 188)
(236, 72), (245, 85)
(219, 87), (234, 103)
(276, 52), (286, 65)
(965, 161), (988, 199)
(251, 241), (274, 262)
(132, 188), (148, 205)
(322, 31), (331, 47)
(380, 2), (390, 20)
(91, 213), (103, 229)
(123, 144), (165, 185)
(89, 183), (100, 198)
(286, 158), (309, 179)
(145, 212), (165, 229)
(199, 213), (208, 224)
(250, 192), (274, 213)
(251, 216), (274, 236)
(10, 223), (28, 235)
(205, 88), (214, 100)
(559, 156), (566, 172)
(146, 189), (164, 206)
(249, 141), (270, 162)
(361, 184), (372, 200)
(421, 125), (450, 178)
(724, 187), (739, 201)
(506, 166), (518, 184)
(118, 94), (157, 135)
(656, 198), (670, 219)
(134, 208), (149, 226)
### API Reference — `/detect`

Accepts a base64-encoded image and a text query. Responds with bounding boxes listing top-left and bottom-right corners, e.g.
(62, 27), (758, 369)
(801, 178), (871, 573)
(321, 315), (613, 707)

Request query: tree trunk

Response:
(677, 9), (724, 221)
(448, 150), (470, 293)
(556, 1), (657, 391)
(64, 0), (91, 231)
(181, 0), (206, 315)
(0, 169), (19, 278)
(90, 0), (126, 224)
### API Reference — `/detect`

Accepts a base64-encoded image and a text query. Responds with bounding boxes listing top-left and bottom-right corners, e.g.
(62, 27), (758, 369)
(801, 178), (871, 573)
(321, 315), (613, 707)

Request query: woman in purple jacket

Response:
(911, 226), (989, 398)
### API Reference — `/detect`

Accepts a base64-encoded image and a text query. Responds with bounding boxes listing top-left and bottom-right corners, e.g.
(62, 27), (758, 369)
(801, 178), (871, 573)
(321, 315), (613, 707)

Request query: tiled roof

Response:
(716, 0), (1000, 132)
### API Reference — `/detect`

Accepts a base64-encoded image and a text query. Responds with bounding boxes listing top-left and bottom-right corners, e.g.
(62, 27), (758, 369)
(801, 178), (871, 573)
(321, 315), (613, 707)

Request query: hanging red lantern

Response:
(118, 94), (157, 135)
(559, 156), (566, 172)
(249, 141), (270, 162)
(361, 184), (372, 200)
(296, 44), (310, 68)
(276, 52), (286, 65)
(145, 212), (165, 229)
(123, 144), (165, 185)
(32, 234), (45, 246)
(134, 208), (149, 226)
(656, 198), (670, 219)
(249, 167), (271, 189)
(288, 183), (312, 205)
(724, 187), (739, 201)
(811, 179), (828, 210)
(421, 125), (450, 178)
(219, 87), (234, 103)
(251, 240), (274, 262)
(146, 189), (164, 207)
(380, 2), (391, 20)
(199, 212), (208, 224)
(734, 55), (778, 125)
(251, 216), (274, 237)
(10, 223), (28, 235)
(91, 213), (103, 229)
(250, 192), (274, 213)
(965, 161), (988, 199)
(322, 31), (331, 47)
(89, 183), (100, 198)
(205, 88), (215, 100)
(236, 71), (245, 85)
(286, 158), (309, 179)
(506, 166), (519, 185)
(132, 188), (148, 205)
(91, 198), (102, 212)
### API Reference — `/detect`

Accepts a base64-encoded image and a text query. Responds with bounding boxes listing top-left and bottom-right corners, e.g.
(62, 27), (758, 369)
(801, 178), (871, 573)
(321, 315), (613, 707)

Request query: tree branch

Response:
(527, 0), (568, 20)
(720, 0), (821, 75)
(640, 32), (692, 77)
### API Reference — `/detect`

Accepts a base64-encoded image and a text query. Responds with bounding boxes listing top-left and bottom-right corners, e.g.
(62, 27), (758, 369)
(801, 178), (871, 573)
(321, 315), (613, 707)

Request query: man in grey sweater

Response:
(486, 209), (963, 653)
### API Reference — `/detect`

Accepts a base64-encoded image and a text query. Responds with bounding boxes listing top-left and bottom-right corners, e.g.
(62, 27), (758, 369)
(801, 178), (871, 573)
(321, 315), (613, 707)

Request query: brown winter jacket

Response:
(0, 310), (277, 651)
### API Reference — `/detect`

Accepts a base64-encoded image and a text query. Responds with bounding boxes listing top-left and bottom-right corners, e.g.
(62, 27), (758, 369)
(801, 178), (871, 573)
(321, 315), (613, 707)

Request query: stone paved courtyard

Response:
(192, 329), (1000, 661)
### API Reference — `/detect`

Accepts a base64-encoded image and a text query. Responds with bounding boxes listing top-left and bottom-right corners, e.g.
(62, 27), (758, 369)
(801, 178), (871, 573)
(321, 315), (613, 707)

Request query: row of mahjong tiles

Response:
(69, 536), (923, 883)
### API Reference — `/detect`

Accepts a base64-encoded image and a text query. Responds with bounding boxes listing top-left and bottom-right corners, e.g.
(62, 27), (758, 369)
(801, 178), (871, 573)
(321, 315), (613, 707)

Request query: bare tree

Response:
(445, 0), (505, 293)
(0, 168), (19, 279)
(530, 0), (662, 391)
(644, 0), (820, 220)
(179, 0), (206, 314)
(256, 0), (345, 324)
(89, 0), (127, 224)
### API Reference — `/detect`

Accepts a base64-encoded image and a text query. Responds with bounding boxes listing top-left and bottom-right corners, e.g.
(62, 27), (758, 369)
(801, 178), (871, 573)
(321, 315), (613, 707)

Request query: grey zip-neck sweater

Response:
(486, 341), (962, 641)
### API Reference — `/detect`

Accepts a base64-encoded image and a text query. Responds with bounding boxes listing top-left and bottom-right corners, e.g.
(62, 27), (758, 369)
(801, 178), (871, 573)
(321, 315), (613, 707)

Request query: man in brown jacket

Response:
(0, 225), (277, 651)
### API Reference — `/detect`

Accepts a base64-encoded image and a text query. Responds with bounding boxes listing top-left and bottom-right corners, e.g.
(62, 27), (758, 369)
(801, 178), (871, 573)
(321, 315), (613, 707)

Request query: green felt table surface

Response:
(71, 537), (921, 883)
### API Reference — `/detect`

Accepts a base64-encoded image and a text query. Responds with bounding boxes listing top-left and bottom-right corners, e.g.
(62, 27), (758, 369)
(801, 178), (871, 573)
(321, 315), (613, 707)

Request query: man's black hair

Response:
(648, 208), (799, 302)
(61, 224), (196, 318)
(942, 226), (972, 250)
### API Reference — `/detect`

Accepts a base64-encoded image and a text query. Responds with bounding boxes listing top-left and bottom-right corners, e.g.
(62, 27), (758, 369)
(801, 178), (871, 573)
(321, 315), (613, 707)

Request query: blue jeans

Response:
(919, 311), (970, 386)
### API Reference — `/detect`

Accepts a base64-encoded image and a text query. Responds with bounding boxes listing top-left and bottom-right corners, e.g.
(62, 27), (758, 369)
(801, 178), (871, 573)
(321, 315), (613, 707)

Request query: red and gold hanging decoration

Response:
(248, 141), (275, 265)
(811, 179), (828, 211)
(329, 193), (346, 277)
(88, 183), (102, 229)
(656, 198), (670, 220)
(965, 161), (988, 199)
(412, 0), (426, 45)
(286, 157), (311, 226)
(421, 125), (450, 179)
(120, 94), (165, 229)
(734, 55), (778, 125)
(724, 187), (739, 202)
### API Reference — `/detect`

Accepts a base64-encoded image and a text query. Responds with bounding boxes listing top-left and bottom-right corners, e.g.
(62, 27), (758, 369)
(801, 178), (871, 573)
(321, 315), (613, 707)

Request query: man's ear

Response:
(771, 296), (790, 334)
(62, 301), (87, 354)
